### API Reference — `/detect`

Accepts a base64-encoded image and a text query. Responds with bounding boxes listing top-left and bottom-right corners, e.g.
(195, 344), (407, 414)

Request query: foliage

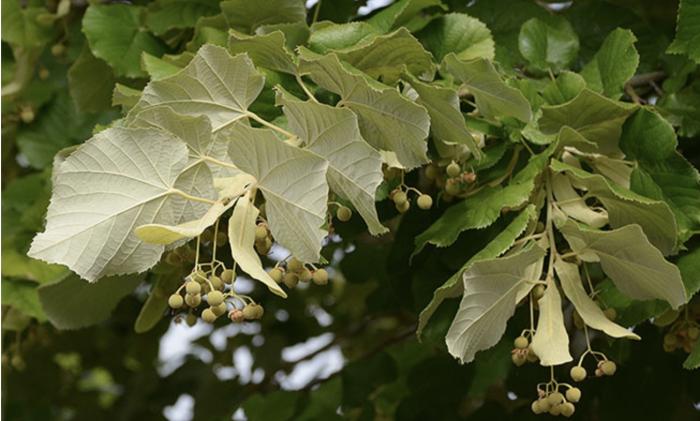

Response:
(2, 0), (700, 420)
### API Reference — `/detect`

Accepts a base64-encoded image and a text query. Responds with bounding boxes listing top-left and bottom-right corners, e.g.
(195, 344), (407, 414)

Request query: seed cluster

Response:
(168, 264), (264, 325)
(268, 257), (330, 289)
(425, 160), (477, 200)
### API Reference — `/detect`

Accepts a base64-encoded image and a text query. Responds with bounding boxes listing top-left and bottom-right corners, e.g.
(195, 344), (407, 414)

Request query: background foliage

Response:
(2, 0), (700, 420)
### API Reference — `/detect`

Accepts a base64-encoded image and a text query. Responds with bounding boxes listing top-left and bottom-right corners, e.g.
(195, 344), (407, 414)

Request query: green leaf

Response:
(541, 71), (586, 106)
(134, 272), (181, 333)
(229, 194), (287, 297)
(220, 0), (306, 34)
(2, 279), (47, 321)
(446, 244), (546, 364)
(141, 53), (186, 80)
(131, 45), (265, 132)
(668, 0), (700, 64)
(417, 206), (536, 339)
(531, 275), (572, 366)
(580, 28), (639, 99)
(1, 248), (67, 285)
(417, 13), (495, 62)
(82, 4), (167, 78)
(631, 157), (700, 243)
(243, 390), (299, 421)
(112, 84), (142, 112)
(28, 127), (213, 282)
(367, 0), (445, 33)
(276, 89), (388, 235)
(677, 246), (700, 297)
(518, 16), (579, 71)
(299, 50), (429, 169)
(555, 259), (639, 339)
(308, 22), (382, 53)
(620, 108), (678, 162)
(539, 88), (635, 156)
(229, 30), (296, 74)
(1, 1), (54, 48)
(38, 273), (142, 330)
(683, 337), (700, 369)
(226, 124), (329, 262)
(257, 22), (310, 49)
(17, 93), (116, 170)
(559, 221), (687, 309)
(414, 183), (533, 255)
(145, 0), (220, 36)
(442, 54), (532, 123)
(68, 46), (116, 113)
(403, 73), (481, 159)
(551, 159), (678, 255)
(330, 27), (435, 84)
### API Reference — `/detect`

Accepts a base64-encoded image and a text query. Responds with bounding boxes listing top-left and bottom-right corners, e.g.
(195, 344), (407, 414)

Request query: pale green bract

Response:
(446, 245), (546, 364)
(28, 127), (209, 282)
(229, 194), (287, 298)
(530, 276), (572, 366)
(551, 159), (678, 255)
(226, 124), (329, 263)
(555, 259), (640, 340)
(276, 89), (388, 236)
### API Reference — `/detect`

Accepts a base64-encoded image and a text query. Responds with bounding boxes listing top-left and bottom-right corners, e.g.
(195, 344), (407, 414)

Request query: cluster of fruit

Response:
(168, 267), (263, 325)
(663, 320), (699, 353)
(569, 359), (616, 382)
(268, 257), (329, 289)
(425, 160), (477, 199)
(254, 222), (272, 255)
(511, 334), (539, 366)
(389, 187), (433, 213)
(531, 386), (581, 417)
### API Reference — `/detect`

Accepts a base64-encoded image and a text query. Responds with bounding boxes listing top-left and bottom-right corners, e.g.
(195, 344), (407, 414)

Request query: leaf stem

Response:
(545, 170), (558, 281)
(295, 74), (319, 103)
(246, 112), (297, 139)
(170, 189), (217, 205)
(312, 0), (322, 24)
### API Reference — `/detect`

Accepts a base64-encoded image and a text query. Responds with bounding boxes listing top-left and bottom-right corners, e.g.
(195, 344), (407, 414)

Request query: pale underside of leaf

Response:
(555, 258), (640, 339)
(442, 54), (532, 123)
(417, 205), (537, 339)
(403, 72), (481, 159)
(446, 245), (546, 364)
(551, 172), (608, 228)
(552, 159), (677, 255)
(28, 127), (195, 282)
(225, 123), (329, 262)
(229, 195), (287, 298)
(276, 89), (387, 235)
(298, 50), (430, 169)
(131, 44), (265, 132)
(559, 221), (686, 309)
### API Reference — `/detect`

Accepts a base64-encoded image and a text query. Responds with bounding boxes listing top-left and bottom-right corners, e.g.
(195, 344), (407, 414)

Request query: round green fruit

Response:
(570, 365), (587, 382)
(446, 161), (461, 177)
(336, 206), (352, 222)
(312, 269), (329, 285)
(417, 194), (433, 210)
(168, 294), (184, 309)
